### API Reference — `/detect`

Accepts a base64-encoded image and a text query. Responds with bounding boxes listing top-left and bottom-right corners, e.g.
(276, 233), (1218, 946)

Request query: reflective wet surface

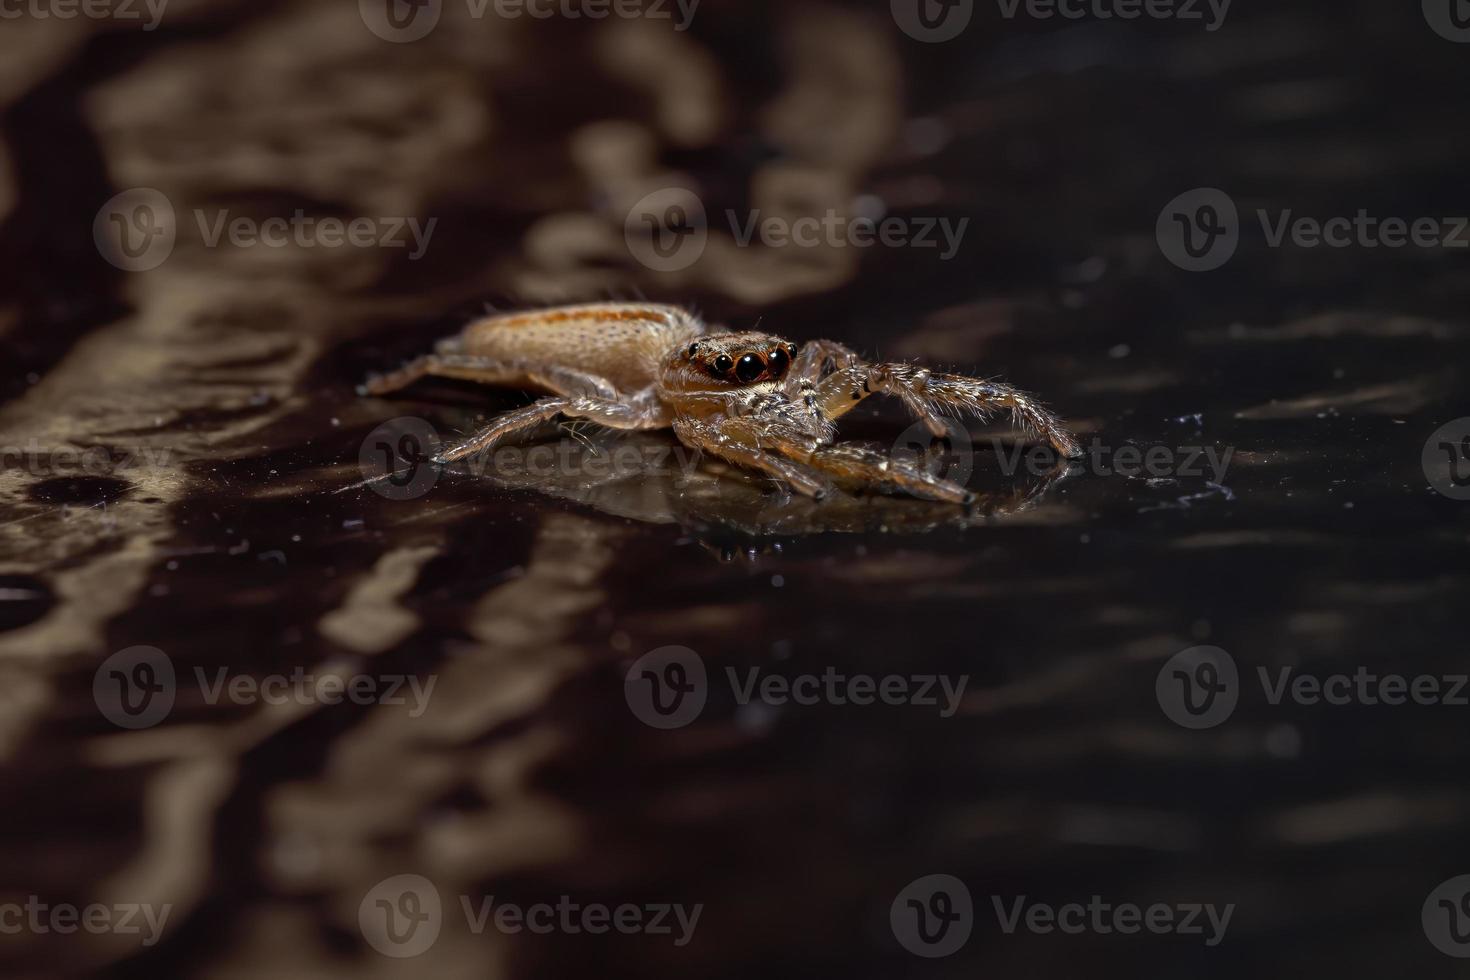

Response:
(2, 1), (1469, 977)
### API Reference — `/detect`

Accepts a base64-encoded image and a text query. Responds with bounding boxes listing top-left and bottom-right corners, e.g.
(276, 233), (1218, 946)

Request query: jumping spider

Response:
(360, 302), (1081, 503)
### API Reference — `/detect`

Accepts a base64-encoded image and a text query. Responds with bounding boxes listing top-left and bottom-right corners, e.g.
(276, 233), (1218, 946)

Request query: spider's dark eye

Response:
(735, 353), (765, 383)
(713, 354), (734, 375)
(767, 347), (789, 378)
(688, 343), (699, 358)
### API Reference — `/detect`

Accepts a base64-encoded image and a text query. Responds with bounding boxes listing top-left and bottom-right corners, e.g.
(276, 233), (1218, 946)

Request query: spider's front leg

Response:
(800, 443), (974, 504)
(811, 358), (1083, 459)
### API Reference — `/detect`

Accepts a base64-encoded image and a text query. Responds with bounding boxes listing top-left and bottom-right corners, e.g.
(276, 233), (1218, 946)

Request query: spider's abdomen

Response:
(457, 302), (703, 393)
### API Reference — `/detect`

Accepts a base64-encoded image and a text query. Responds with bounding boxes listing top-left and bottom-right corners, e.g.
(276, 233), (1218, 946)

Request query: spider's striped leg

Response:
(435, 396), (665, 464)
(672, 416), (833, 499)
(812, 362), (1082, 459)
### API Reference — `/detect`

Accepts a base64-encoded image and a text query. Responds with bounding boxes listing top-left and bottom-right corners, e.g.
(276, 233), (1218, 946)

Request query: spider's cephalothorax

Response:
(360, 302), (1082, 503)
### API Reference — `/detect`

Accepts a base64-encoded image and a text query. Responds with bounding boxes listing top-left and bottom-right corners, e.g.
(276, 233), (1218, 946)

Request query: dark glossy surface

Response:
(1, 1), (1468, 977)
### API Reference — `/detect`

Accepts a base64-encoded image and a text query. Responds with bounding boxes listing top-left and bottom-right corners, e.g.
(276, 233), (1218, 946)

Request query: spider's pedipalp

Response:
(786, 339), (861, 392)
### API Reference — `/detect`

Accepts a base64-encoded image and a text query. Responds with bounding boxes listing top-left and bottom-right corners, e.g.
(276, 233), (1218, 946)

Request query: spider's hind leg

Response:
(435, 395), (666, 464)
(360, 354), (619, 400)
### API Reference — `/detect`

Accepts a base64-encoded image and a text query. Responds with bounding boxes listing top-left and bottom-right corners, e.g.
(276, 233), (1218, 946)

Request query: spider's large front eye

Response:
(766, 347), (789, 378)
(735, 353), (765, 383)
(712, 354), (734, 376)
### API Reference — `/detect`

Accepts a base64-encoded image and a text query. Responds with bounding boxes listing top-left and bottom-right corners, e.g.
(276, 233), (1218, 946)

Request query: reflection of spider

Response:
(362, 303), (1081, 503)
